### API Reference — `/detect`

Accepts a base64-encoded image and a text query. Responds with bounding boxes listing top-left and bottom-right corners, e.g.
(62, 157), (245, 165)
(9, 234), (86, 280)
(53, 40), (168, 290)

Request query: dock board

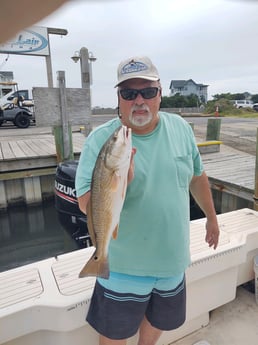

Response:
(201, 145), (255, 203)
(0, 132), (85, 173)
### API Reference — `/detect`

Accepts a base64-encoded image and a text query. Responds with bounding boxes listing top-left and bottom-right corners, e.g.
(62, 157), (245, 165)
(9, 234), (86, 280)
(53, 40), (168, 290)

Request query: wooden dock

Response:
(0, 131), (85, 174)
(0, 129), (256, 212)
(0, 130), (85, 208)
(201, 144), (255, 212)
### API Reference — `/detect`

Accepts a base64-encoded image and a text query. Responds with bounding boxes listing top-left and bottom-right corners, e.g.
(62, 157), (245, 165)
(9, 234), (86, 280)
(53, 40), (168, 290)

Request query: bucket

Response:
(254, 255), (258, 304)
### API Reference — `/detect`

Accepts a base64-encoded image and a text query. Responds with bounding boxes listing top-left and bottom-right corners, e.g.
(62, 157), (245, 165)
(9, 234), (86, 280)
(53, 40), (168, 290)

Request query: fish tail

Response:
(79, 252), (109, 279)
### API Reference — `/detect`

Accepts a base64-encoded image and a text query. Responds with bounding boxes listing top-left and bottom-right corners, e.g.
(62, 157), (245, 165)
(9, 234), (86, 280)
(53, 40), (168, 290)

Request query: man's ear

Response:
(159, 88), (162, 110)
(159, 87), (162, 104)
(117, 99), (122, 119)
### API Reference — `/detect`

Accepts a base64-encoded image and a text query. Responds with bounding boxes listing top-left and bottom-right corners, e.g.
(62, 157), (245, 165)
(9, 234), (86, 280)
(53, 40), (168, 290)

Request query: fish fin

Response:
(86, 201), (97, 247)
(112, 224), (119, 239)
(110, 171), (120, 191)
(79, 251), (109, 279)
(121, 178), (127, 199)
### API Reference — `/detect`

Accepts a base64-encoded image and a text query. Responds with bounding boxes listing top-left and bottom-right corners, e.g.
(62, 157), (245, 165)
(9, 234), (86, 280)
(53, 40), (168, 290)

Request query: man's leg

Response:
(137, 316), (162, 345)
(99, 335), (127, 345)
(88, 275), (153, 343)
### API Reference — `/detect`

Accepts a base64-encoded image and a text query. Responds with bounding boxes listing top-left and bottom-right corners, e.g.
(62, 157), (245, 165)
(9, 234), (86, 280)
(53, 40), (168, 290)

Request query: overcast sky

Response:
(0, 0), (258, 108)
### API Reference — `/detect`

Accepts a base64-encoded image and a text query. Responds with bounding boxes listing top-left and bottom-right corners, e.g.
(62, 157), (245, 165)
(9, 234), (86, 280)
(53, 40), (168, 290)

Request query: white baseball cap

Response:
(115, 56), (160, 87)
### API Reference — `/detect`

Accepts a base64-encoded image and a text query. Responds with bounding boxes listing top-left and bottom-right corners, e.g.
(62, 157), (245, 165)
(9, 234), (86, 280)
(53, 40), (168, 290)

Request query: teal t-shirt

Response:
(75, 112), (203, 277)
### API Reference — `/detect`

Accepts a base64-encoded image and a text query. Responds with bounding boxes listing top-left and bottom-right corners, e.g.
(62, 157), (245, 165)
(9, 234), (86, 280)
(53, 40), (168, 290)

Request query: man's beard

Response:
(129, 105), (153, 127)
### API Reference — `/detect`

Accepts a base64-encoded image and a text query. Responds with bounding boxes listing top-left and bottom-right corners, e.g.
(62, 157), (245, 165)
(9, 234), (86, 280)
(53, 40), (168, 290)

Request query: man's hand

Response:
(205, 218), (220, 250)
(190, 172), (220, 250)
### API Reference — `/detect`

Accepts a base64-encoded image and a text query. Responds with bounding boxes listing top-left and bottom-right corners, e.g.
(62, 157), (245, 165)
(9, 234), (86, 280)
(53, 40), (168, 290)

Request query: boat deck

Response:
(173, 285), (258, 345)
(1, 208), (258, 345)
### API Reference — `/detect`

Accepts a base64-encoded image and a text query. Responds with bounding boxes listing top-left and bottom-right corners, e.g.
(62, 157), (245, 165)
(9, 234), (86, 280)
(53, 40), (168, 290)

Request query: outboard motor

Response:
(55, 160), (92, 248)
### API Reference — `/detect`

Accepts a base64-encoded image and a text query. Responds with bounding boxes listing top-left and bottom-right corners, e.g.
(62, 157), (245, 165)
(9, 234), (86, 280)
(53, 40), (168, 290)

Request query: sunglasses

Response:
(119, 87), (160, 101)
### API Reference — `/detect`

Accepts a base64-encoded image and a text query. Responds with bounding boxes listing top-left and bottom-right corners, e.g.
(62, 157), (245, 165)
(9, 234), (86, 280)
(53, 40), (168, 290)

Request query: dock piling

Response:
(206, 118), (221, 141)
(53, 71), (74, 163)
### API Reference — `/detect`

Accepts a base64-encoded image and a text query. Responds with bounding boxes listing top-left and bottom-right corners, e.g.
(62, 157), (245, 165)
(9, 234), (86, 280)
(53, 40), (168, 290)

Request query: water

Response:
(0, 196), (205, 273)
(0, 199), (80, 273)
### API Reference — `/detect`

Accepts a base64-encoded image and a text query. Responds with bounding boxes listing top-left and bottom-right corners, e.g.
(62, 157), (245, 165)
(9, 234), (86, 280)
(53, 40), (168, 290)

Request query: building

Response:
(0, 71), (14, 98)
(169, 79), (208, 103)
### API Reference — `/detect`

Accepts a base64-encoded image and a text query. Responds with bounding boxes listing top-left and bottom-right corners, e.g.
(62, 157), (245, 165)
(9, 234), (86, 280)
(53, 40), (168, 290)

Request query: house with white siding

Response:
(0, 71), (14, 98)
(169, 79), (208, 103)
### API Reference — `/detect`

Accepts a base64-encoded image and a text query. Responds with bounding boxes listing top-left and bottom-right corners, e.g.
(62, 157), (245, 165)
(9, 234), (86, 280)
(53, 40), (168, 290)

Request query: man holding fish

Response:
(75, 56), (220, 345)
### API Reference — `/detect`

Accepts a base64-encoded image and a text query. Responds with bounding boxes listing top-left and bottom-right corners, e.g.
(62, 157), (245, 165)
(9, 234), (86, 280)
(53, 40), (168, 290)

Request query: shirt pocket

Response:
(175, 154), (193, 188)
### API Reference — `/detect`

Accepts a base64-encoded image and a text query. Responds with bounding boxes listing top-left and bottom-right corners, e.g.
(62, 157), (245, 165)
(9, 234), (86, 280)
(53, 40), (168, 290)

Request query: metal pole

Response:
(45, 32), (53, 87)
(46, 28), (68, 88)
(45, 55), (53, 87)
(79, 47), (90, 90)
(79, 47), (91, 132)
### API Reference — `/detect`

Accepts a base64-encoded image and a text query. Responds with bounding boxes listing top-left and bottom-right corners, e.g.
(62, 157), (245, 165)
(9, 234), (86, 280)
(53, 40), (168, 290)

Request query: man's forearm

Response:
(77, 192), (91, 215)
(190, 172), (217, 220)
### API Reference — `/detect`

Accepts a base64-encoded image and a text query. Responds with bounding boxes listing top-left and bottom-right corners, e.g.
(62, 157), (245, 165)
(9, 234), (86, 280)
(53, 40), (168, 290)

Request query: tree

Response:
(186, 94), (200, 107)
(161, 93), (202, 108)
(205, 98), (235, 114)
(212, 92), (248, 101)
(251, 94), (258, 103)
(160, 96), (173, 108)
(212, 93), (232, 101)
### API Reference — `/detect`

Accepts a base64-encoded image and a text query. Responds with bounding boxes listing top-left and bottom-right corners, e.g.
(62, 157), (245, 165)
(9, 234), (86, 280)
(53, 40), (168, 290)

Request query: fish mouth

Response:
(122, 125), (131, 139)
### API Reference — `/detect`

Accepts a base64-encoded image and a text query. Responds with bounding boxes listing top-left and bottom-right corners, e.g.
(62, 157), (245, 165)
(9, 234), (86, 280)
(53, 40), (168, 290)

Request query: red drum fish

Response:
(79, 125), (132, 279)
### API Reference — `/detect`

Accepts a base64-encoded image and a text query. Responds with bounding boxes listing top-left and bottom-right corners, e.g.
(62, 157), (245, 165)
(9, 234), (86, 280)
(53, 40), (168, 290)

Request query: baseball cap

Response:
(115, 56), (160, 87)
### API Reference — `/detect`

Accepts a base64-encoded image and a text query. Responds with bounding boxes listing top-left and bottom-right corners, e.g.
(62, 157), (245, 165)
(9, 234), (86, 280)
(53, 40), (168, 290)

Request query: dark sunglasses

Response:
(119, 87), (160, 101)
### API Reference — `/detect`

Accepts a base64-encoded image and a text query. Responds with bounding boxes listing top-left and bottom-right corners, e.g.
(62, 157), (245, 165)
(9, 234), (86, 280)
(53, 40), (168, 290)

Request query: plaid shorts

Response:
(86, 272), (186, 340)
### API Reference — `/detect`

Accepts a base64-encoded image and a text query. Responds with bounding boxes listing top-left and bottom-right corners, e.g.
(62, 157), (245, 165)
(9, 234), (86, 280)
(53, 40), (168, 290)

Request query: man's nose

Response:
(134, 92), (145, 104)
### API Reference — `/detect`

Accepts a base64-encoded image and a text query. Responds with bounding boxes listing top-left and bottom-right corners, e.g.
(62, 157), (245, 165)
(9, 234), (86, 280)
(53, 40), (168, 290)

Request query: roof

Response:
(0, 81), (17, 86)
(0, 71), (14, 81)
(169, 79), (208, 89)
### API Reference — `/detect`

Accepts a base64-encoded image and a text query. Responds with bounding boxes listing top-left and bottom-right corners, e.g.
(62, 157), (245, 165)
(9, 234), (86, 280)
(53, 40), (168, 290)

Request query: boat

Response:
(1, 208), (258, 345)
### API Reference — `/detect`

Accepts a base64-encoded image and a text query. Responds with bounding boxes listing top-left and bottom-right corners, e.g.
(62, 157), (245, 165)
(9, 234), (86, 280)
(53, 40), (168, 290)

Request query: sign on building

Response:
(0, 26), (49, 56)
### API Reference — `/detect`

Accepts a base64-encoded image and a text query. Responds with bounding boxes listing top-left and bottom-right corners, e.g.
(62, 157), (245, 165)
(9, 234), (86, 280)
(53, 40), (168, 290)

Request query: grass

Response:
(205, 109), (258, 118)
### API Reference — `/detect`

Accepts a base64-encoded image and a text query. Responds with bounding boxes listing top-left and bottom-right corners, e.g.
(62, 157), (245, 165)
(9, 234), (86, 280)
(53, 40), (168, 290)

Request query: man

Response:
(75, 56), (220, 345)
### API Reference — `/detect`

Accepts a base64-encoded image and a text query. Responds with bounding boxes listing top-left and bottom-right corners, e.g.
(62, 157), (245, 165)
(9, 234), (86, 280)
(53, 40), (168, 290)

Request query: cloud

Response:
(1, 0), (258, 107)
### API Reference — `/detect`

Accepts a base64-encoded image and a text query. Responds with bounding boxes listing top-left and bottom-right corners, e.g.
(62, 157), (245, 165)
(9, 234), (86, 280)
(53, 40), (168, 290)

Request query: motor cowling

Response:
(55, 160), (91, 248)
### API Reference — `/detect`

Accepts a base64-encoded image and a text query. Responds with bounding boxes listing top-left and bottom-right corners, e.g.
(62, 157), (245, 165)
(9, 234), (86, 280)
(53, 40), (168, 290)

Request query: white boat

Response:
(1, 208), (258, 345)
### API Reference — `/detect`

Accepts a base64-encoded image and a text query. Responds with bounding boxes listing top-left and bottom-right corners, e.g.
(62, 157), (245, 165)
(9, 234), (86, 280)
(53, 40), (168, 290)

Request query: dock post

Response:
(53, 125), (74, 163)
(254, 128), (258, 211)
(53, 71), (74, 163)
(23, 177), (42, 205)
(206, 118), (221, 141)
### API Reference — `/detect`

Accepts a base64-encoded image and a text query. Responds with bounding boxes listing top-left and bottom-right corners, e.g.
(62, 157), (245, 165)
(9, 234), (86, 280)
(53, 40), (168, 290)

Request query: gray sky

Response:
(1, 0), (258, 108)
